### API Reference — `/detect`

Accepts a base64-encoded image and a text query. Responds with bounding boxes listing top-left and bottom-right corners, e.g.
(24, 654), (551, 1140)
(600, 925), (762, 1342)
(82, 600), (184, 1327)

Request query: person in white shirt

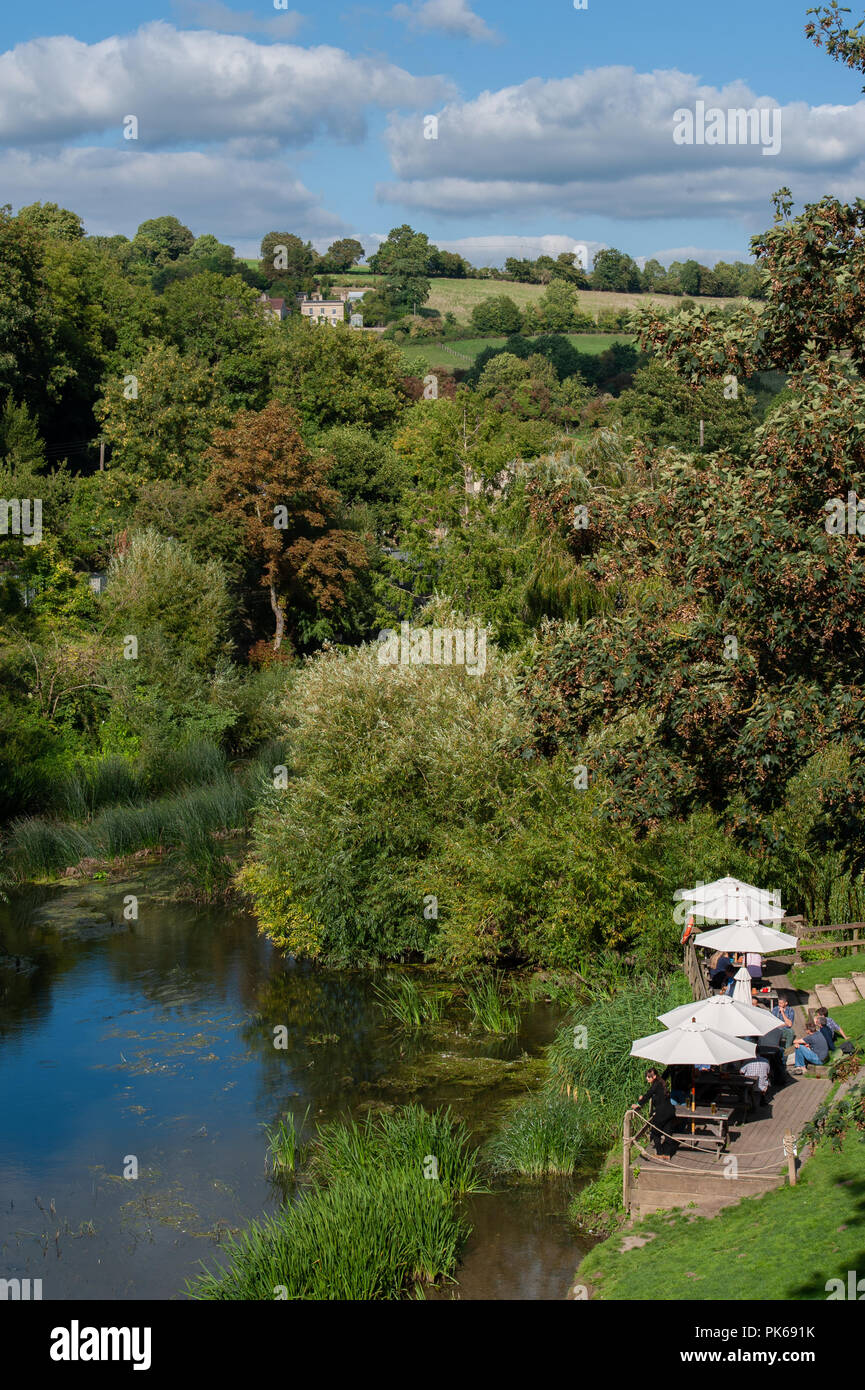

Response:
(740, 1056), (770, 1105)
(745, 951), (763, 980)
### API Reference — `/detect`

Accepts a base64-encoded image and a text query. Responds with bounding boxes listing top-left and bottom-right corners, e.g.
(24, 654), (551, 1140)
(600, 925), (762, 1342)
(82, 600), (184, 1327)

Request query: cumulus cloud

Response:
(174, 1), (306, 39)
(0, 22), (452, 148)
(391, 0), (500, 43)
(379, 67), (865, 220)
(3, 147), (348, 245)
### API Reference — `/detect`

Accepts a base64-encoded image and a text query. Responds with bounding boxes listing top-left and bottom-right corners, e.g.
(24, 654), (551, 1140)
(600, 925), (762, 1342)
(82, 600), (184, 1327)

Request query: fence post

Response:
(784, 1129), (797, 1186)
(623, 1110), (632, 1214)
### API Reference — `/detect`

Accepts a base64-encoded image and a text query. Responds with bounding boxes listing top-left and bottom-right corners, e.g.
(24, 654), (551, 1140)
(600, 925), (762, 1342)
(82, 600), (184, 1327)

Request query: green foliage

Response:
(485, 1092), (593, 1176)
(463, 972), (520, 1033)
(374, 975), (447, 1029)
(545, 973), (691, 1146)
(189, 1105), (482, 1300)
(470, 295), (523, 335)
(568, 1161), (624, 1233)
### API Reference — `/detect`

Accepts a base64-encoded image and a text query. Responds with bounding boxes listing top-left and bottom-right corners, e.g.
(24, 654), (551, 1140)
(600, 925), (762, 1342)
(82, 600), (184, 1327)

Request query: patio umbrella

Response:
(692, 918), (798, 953)
(631, 1019), (756, 1065)
(658, 993), (778, 1038)
(676, 877), (785, 922)
(632, 1018), (757, 1134)
(731, 965), (755, 1006)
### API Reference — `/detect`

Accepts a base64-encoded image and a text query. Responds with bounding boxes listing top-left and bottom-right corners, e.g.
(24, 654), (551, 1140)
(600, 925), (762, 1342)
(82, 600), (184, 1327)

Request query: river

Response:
(0, 876), (590, 1300)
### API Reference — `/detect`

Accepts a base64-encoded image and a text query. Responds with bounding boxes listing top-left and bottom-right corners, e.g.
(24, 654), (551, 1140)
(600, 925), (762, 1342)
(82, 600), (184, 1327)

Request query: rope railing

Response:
(622, 1109), (800, 1205)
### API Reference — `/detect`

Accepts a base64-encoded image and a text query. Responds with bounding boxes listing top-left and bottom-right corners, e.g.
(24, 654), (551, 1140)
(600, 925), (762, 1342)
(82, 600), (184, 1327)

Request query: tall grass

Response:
(485, 1092), (593, 1176)
(49, 741), (229, 820)
(464, 972), (520, 1034)
(374, 976), (446, 1029)
(264, 1108), (310, 1177)
(6, 777), (252, 880)
(189, 1105), (483, 1300)
(546, 972), (691, 1137)
(484, 972), (691, 1179)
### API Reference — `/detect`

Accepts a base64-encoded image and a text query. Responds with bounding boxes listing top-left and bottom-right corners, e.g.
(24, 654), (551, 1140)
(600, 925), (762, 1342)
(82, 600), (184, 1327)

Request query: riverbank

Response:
(0, 877), (591, 1300)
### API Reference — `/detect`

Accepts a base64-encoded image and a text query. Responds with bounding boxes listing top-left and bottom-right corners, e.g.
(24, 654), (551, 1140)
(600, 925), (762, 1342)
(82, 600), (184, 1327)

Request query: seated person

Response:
(771, 993), (796, 1050)
(814, 1006), (848, 1050)
(665, 1064), (690, 1105)
(740, 1055), (771, 1105)
(791, 1013), (830, 1074)
(708, 952), (732, 990)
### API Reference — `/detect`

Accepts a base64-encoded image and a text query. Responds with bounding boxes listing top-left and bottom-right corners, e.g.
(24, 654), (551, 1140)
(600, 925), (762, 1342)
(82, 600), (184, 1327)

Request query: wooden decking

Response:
(630, 1074), (832, 1217)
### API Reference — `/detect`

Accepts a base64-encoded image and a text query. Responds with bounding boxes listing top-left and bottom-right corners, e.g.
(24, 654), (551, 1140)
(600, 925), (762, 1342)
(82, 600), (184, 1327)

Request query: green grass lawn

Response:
(397, 333), (636, 369)
(832, 997), (865, 1038)
(790, 954), (865, 992)
(578, 1129), (865, 1300)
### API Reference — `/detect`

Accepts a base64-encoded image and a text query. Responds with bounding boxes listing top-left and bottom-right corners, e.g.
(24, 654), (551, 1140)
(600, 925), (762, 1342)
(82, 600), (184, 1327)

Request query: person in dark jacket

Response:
(631, 1068), (678, 1159)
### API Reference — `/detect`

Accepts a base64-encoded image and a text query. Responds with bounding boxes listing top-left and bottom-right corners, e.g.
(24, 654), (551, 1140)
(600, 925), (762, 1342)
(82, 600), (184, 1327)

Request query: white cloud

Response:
(391, 0), (500, 43)
(435, 233), (607, 267)
(379, 67), (865, 220)
(174, 1), (306, 39)
(0, 22), (452, 148)
(3, 147), (348, 245)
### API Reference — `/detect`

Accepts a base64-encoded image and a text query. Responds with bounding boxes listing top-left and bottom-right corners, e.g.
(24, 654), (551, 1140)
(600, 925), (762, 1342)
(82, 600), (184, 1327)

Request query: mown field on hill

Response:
(332, 275), (744, 318)
(397, 332), (636, 369)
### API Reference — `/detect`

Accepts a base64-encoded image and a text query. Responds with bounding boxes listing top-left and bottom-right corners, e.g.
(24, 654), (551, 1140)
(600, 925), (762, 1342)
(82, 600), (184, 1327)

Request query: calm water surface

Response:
(0, 881), (588, 1300)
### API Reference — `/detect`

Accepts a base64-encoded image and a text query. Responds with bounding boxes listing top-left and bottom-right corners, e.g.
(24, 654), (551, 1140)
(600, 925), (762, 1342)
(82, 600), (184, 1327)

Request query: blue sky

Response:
(0, 0), (862, 265)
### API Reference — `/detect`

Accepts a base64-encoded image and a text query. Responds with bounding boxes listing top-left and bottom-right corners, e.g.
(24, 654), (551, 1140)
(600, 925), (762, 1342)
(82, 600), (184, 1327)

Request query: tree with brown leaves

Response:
(206, 400), (368, 653)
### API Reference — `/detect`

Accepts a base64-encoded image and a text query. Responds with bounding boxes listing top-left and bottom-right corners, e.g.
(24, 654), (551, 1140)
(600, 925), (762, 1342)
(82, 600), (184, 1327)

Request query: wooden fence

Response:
(793, 919), (865, 965)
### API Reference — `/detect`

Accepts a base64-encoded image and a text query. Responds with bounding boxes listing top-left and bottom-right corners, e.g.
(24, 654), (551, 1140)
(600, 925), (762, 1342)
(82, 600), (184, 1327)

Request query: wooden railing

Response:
(622, 1108), (650, 1214)
(793, 918), (865, 965)
(684, 937), (710, 1001)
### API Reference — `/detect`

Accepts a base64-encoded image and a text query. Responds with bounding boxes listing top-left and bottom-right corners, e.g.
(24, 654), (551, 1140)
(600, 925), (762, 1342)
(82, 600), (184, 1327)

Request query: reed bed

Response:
(485, 1092), (594, 1176)
(6, 776), (251, 880)
(189, 1105), (483, 1300)
(485, 972), (691, 1178)
(373, 975), (447, 1029)
(464, 972), (521, 1034)
(264, 1108), (310, 1176)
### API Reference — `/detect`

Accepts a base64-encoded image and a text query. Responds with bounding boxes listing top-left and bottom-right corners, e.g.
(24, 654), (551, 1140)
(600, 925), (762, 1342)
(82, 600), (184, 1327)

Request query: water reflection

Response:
(0, 884), (589, 1300)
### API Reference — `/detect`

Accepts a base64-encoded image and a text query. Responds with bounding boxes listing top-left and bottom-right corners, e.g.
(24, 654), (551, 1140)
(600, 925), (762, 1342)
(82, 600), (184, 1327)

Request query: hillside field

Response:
(396, 333), (636, 369)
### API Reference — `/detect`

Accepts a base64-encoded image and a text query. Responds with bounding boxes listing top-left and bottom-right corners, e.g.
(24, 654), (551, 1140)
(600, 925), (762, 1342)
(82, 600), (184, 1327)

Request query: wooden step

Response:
(851, 972), (865, 1000)
(833, 977), (862, 1006)
(814, 983), (843, 1010)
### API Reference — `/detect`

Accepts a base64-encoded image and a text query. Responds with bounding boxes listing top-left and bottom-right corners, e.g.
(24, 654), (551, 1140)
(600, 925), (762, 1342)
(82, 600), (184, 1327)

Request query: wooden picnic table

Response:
(673, 1103), (735, 1150)
(692, 1071), (758, 1113)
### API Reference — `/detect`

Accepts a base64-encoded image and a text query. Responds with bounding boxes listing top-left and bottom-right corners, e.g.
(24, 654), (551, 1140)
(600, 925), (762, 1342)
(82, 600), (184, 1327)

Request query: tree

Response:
(552, 252), (590, 288)
(523, 12), (865, 863)
(189, 233), (235, 262)
(320, 238), (365, 272)
(640, 258), (669, 293)
(130, 216), (194, 267)
(368, 225), (432, 314)
(270, 322), (408, 432)
(206, 400), (369, 652)
(97, 342), (231, 482)
(538, 280), (580, 332)
(259, 231), (318, 289)
(470, 295), (523, 335)
(591, 248), (642, 292)
(17, 202), (85, 242)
